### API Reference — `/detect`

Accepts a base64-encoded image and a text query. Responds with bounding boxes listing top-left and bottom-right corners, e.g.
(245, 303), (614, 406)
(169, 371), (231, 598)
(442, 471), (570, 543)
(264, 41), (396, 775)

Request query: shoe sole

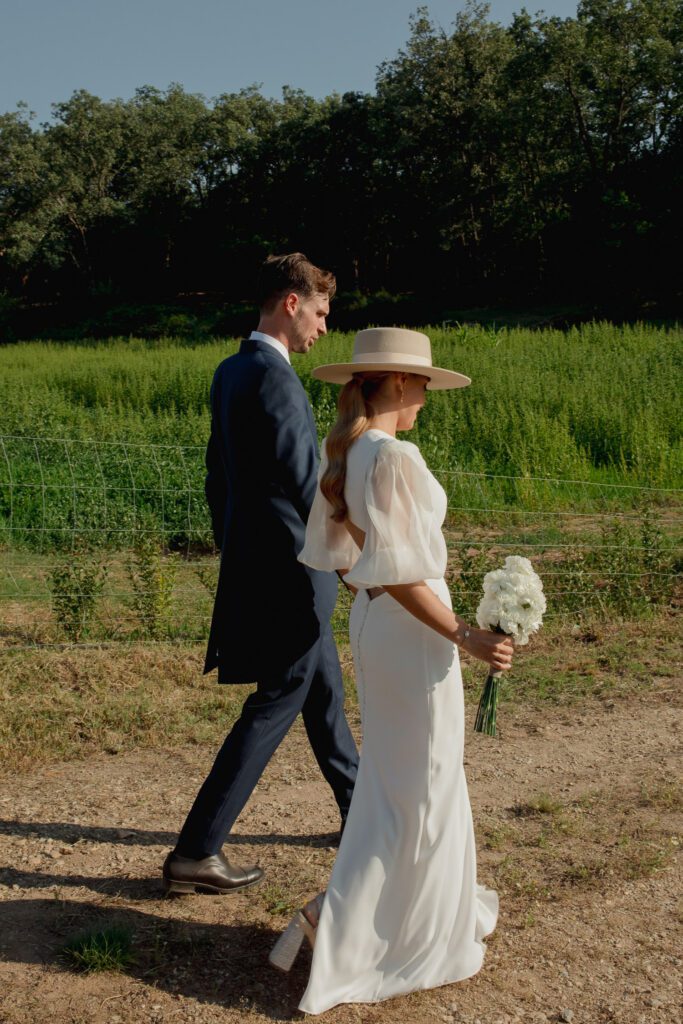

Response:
(163, 873), (263, 896)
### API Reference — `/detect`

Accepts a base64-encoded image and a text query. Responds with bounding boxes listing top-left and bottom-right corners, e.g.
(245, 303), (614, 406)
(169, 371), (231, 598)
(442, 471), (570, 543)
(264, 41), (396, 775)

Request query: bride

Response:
(270, 327), (514, 1014)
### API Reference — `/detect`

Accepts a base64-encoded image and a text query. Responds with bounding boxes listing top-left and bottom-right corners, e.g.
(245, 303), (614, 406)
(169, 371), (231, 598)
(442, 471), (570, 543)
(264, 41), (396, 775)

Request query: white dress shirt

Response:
(249, 330), (291, 364)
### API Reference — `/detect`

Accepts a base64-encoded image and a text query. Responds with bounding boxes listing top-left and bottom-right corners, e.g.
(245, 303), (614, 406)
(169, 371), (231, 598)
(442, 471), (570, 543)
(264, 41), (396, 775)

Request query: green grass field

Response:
(1, 323), (681, 550)
(0, 324), (681, 646)
(2, 323), (681, 477)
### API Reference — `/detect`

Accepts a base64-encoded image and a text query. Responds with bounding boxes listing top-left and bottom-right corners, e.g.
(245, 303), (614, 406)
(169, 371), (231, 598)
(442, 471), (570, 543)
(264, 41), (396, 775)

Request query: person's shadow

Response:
(1, 896), (311, 1019)
(0, 819), (176, 848)
(0, 817), (337, 1014)
(0, 819), (337, 851)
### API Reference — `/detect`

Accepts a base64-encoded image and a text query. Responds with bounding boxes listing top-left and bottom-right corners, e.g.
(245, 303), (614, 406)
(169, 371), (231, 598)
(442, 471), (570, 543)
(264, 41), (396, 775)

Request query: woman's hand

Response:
(459, 627), (514, 672)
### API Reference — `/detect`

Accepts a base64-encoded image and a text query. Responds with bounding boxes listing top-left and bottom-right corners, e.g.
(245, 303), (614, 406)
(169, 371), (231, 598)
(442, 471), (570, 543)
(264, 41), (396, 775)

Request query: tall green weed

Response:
(48, 555), (108, 641)
(127, 538), (178, 639)
(1, 325), (681, 554)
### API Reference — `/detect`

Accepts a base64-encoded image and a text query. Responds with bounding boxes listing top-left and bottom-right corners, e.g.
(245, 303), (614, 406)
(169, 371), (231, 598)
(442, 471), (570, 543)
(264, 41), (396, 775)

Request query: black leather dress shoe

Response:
(162, 851), (264, 895)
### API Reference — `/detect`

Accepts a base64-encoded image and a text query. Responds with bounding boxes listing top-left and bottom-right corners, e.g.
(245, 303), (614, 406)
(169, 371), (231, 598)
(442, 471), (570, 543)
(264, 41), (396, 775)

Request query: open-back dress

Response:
(296, 428), (498, 1015)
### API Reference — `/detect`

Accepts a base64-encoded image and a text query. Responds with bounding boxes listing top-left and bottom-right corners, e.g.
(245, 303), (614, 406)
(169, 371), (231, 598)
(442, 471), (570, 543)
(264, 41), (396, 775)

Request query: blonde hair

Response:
(321, 372), (395, 522)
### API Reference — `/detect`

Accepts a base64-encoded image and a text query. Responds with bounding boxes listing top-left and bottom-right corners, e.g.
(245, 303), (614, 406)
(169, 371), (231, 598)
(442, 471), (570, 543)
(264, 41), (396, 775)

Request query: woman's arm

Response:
(343, 517), (512, 671)
(383, 581), (513, 673)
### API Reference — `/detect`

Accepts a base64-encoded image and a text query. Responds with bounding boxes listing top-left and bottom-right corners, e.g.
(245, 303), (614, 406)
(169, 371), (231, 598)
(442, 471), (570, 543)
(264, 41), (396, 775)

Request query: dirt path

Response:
(1, 682), (681, 1024)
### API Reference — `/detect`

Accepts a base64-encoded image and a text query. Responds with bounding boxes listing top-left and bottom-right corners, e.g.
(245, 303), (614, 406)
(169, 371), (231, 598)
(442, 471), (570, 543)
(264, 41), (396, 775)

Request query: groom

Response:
(163, 253), (359, 894)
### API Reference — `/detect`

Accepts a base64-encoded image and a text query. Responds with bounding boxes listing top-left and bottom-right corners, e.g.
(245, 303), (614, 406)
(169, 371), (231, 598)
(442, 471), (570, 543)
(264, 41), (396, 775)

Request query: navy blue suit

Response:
(176, 338), (359, 858)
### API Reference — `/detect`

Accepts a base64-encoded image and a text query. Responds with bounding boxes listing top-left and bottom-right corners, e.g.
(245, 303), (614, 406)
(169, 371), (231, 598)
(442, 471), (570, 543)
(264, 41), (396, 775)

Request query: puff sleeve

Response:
(344, 440), (447, 588)
(297, 441), (361, 571)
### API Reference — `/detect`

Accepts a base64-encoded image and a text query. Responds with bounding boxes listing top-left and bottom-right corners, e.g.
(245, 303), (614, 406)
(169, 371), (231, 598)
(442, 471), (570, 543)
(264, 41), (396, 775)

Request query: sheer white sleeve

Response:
(297, 441), (361, 571)
(344, 440), (447, 588)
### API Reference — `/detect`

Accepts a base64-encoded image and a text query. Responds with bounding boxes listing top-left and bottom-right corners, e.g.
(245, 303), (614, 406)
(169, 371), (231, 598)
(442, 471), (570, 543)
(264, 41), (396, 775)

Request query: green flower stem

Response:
(474, 623), (510, 738)
(474, 671), (503, 736)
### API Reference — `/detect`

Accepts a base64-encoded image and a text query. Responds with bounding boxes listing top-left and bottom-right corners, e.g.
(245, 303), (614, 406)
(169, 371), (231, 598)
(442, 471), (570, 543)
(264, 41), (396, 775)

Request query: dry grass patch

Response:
(511, 792), (565, 818)
(0, 645), (249, 769)
(481, 774), (681, 910)
(1, 610), (679, 772)
(638, 779), (683, 811)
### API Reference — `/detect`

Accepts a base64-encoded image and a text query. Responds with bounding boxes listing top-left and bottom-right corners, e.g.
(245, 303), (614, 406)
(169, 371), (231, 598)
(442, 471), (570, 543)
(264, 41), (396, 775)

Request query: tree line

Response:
(1, 0), (681, 328)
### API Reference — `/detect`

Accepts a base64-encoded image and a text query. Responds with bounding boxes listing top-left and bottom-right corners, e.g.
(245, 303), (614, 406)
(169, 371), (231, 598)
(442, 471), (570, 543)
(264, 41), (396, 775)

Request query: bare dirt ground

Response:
(1, 677), (681, 1024)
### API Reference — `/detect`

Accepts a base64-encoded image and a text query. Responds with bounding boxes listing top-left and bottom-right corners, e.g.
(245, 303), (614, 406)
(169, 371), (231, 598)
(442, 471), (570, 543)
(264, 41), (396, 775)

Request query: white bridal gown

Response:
(296, 428), (498, 1015)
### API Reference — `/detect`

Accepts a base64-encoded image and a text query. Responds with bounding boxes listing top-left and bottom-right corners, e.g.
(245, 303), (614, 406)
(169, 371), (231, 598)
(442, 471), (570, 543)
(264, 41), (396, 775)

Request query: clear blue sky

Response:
(1, 1), (578, 125)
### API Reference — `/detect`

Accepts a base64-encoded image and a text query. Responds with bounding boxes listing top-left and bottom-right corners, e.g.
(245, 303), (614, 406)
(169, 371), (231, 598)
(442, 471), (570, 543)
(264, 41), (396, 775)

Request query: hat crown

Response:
(353, 327), (432, 366)
(310, 324), (470, 390)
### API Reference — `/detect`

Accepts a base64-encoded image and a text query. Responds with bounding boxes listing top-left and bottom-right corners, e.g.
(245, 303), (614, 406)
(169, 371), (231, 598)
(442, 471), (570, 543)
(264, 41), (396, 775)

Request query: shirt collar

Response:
(249, 331), (291, 364)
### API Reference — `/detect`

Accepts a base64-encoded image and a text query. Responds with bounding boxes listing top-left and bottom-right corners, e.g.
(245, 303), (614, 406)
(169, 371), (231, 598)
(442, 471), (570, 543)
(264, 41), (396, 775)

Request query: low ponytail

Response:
(321, 373), (392, 522)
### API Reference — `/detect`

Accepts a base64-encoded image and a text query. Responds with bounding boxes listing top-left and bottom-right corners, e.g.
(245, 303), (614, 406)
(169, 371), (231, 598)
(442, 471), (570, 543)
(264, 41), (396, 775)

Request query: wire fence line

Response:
(437, 469), (683, 493)
(1, 434), (681, 651)
(1, 434), (681, 490)
(1, 433), (681, 549)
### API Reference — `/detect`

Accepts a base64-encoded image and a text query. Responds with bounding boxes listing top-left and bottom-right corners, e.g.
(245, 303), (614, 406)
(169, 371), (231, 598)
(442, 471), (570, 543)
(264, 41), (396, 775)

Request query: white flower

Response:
(503, 555), (535, 576)
(475, 556), (545, 644)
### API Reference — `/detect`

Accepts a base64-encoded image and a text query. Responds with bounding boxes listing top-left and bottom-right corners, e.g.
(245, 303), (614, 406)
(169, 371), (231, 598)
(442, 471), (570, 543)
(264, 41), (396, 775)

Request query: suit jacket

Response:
(203, 338), (338, 684)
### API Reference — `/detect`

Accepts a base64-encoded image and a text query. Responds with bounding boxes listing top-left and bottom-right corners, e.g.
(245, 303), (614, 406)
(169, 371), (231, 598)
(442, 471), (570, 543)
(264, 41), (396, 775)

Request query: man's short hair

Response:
(256, 253), (336, 312)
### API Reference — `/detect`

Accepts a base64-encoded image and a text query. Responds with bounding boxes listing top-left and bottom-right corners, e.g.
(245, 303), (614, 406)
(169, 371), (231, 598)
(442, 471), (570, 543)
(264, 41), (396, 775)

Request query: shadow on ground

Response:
(0, 819), (337, 849)
(0, 898), (308, 1020)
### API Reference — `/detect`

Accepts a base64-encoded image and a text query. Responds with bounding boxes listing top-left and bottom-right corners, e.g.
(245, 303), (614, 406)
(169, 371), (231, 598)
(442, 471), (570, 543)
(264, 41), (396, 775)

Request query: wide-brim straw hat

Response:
(312, 327), (470, 390)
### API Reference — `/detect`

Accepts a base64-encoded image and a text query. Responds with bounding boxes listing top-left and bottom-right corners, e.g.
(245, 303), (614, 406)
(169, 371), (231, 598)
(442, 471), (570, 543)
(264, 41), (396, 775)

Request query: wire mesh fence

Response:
(1, 434), (681, 650)
(0, 434), (208, 551)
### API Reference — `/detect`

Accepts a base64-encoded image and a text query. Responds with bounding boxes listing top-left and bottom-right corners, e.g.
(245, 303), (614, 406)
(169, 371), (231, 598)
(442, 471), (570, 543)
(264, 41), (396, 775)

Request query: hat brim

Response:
(311, 362), (471, 390)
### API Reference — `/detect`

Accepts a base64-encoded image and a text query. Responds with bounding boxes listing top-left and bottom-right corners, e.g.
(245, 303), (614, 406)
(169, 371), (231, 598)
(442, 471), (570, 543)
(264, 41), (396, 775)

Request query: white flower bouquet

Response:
(474, 556), (546, 736)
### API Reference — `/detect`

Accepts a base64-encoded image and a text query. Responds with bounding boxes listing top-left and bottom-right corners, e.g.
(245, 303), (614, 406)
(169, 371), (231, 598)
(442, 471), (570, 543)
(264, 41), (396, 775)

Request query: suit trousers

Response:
(175, 623), (358, 858)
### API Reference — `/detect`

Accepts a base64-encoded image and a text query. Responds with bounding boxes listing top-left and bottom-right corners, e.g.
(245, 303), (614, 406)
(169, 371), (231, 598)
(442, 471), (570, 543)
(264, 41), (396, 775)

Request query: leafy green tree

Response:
(0, 106), (54, 275)
(375, 3), (513, 292)
(1, 0), (681, 315)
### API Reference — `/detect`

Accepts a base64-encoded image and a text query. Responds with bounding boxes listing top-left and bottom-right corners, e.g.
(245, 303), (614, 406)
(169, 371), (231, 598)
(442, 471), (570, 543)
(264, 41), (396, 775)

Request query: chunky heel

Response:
(268, 912), (314, 971)
(268, 892), (324, 972)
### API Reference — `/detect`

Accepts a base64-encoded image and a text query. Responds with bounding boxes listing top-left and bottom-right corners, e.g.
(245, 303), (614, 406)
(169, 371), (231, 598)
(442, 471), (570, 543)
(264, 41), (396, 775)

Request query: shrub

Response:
(127, 537), (178, 638)
(48, 555), (108, 641)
